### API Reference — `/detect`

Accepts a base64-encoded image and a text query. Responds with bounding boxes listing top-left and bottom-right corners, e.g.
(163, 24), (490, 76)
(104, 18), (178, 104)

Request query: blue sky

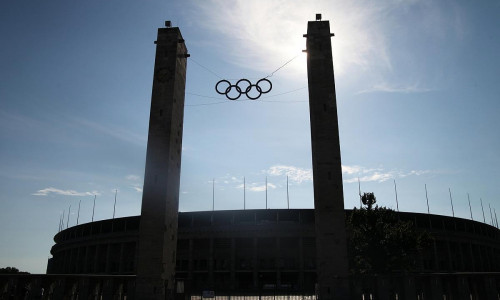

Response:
(0, 0), (499, 273)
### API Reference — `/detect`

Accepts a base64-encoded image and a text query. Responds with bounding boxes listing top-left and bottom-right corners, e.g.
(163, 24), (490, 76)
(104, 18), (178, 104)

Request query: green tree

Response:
(346, 194), (431, 274)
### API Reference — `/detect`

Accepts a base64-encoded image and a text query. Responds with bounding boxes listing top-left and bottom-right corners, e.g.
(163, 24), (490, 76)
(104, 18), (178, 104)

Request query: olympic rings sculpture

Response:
(215, 78), (272, 100)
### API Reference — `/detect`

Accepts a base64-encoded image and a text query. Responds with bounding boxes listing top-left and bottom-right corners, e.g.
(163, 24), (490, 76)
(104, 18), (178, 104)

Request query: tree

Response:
(346, 194), (431, 274)
(0, 267), (29, 274)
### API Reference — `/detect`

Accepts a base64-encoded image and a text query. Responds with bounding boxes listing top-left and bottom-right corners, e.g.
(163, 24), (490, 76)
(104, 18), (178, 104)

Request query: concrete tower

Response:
(305, 17), (350, 299)
(136, 22), (188, 300)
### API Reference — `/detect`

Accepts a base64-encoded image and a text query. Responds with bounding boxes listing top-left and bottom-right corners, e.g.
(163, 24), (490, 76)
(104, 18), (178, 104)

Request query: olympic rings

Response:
(215, 78), (272, 100)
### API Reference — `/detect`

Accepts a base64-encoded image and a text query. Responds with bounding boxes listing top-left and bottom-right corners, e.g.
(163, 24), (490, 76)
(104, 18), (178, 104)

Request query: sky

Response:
(0, 0), (499, 273)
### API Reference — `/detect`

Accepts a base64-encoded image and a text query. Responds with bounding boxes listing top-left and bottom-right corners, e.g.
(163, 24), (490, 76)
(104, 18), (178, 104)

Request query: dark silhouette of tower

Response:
(305, 16), (350, 299)
(135, 22), (188, 300)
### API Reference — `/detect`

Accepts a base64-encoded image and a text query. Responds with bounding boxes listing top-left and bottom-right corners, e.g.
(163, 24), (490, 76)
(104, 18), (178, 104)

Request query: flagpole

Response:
(77, 200), (81, 225)
(66, 205), (71, 229)
(448, 188), (455, 217)
(425, 184), (430, 214)
(58, 213), (63, 232)
(480, 198), (486, 223)
(394, 179), (399, 212)
(265, 176), (268, 209)
(358, 177), (362, 208)
(92, 195), (96, 222)
(287, 175), (289, 209)
(467, 193), (473, 220)
(489, 203), (494, 226)
(113, 189), (117, 219)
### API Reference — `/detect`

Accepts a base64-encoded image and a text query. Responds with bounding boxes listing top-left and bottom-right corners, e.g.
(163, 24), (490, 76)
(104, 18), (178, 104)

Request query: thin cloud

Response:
(266, 165), (313, 183)
(342, 165), (434, 183)
(33, 187), (100, 197)
(237, 182), (277, 192)
(400, 170), (431, 177)
(192, 0), (392, 79)
(353, 172), (394, 183)
(190, 0), (464, 96)
(357, 83), (434, 94)
(126, 175), (141, 181)
(262, 164), (432, 184)
(214, 174), (243, 185)
(342, 165), (363, 175)
(126, 175), (143, 192)
(71, 117), (146, 146)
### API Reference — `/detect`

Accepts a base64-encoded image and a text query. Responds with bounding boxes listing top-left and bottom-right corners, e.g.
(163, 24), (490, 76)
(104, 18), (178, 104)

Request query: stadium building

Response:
(46, 209), (500, 294)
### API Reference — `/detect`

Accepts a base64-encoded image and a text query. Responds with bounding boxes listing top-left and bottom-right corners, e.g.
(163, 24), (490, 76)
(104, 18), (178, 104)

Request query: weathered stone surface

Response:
(306, 19), (350, 300)
(135, 25), (188, 300)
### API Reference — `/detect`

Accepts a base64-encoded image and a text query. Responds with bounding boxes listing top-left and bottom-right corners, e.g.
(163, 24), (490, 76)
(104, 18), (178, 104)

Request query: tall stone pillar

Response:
(136, 22), (189, 300)
(305, 17), (350, 299)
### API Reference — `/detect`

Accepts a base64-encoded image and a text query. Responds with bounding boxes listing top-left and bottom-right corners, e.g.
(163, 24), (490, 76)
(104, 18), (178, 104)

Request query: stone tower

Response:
(136, 22), (188, 300)
(305, 17), (350, 299)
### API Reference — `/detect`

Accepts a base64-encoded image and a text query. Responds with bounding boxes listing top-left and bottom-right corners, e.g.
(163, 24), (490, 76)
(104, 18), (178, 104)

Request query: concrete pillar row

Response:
(105, 243), (111, 273)
(298, 237), (304, 288)
(208, 238), (214, 287)
(230, 237), (236, 291)
(253, 237), (258, 289)
(119, 242), (125, 273)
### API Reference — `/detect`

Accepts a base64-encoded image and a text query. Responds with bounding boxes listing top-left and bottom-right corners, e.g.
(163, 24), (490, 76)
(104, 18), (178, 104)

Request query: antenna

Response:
(66, 205), (71, 229)
(358, 177), (362, 208)
(425, 184), (430, 214)
(448, 188), (455, 217)
(393, 179), (399, 212)
(265, 176), (268, 209)
(92, 195), (96, 222)
(77, 200), (81, 225)
(480, 198), (486, 223)
(113, 189), (117, 219)
(243, 176), (246, 210)
(287, 175), (290, 209)
(467, 193), (473, 220)
(212, 178), (215, 211)
(494, 208), (498, 228)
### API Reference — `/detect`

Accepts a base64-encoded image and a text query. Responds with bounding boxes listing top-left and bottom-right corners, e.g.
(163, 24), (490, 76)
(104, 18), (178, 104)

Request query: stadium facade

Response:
(46, 209), (500, 285)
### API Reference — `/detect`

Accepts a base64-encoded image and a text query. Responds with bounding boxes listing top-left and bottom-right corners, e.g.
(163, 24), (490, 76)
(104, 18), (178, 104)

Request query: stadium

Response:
(2, 17), (500, 299)
(46, 209), (500, 295)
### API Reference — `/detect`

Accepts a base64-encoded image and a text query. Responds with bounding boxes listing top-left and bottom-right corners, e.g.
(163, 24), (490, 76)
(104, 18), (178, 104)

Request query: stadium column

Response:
(305, 18), (350, 299)
(136, 23), (188, 300)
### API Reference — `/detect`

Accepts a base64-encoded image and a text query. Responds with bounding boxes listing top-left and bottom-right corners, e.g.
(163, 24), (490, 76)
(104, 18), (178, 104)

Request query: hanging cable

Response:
(189, 52), (302, 80)
(186, 92), (222, 99)
(185, 86), (307, 106)
(260, 86), (306, 98)
(189, 52), (303, 101)
(189, 58), (223, 79)
(264, 52), (302, 78)
(185, 101), (229, 107)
